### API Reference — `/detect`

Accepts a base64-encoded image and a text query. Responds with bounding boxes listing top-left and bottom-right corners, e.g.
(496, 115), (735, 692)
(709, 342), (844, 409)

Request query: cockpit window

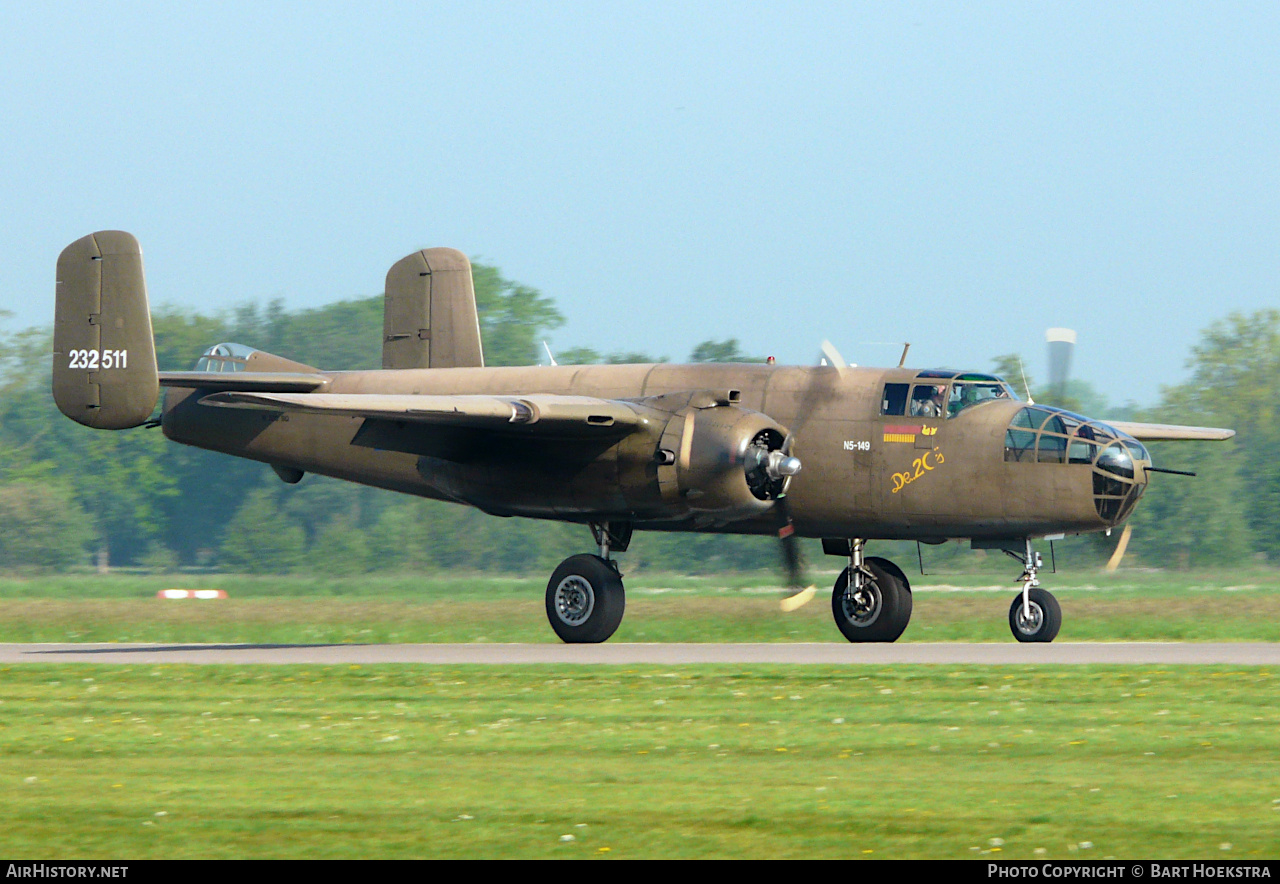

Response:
(194, 342), (256, 373)
(909, 384), (947, 418)
(881, 383), (909, 416)
(948, 380), (1016, 417)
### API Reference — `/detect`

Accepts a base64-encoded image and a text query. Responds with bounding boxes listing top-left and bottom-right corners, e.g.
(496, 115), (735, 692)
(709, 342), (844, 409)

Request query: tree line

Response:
(0, 265), (1273, 575)
(0, 263), (778, 575)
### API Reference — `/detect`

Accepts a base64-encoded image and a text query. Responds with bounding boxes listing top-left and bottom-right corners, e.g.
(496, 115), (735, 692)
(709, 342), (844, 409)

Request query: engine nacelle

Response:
(651, 401), (790, 524)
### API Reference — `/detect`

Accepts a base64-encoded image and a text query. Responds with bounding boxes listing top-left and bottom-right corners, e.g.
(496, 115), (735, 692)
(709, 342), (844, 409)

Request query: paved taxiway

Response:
(1, 642), (1276, 664)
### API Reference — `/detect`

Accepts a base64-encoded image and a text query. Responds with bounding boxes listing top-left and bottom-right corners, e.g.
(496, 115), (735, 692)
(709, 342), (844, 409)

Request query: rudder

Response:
(52, 231), (159, 429)
(382, 247), (484, 370)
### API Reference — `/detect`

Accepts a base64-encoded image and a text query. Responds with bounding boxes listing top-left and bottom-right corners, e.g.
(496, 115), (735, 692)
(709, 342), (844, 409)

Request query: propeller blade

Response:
(776, 495), (816, 611)
(820, 340), (850, 377)
(1104, 523), (1133, 572)
(776, 341), (846, 611)
(783, 341), (849, 448)
(780, 585), (816, 612)
(1045, 328), (1076, 402)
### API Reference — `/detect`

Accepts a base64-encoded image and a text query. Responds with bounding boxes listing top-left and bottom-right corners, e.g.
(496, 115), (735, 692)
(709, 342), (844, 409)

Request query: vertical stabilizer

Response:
(52, 231), (159, 429)
(382, 247), (484, 370)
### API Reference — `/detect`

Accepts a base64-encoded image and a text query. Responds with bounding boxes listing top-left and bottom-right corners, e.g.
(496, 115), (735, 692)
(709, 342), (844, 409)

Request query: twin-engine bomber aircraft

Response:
(52, 231), (1234, 643)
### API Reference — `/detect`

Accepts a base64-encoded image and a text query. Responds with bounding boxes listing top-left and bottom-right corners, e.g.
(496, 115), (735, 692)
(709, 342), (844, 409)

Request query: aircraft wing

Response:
(1107, 421), (1236, 442)
(160, 371), (330, 392)
(199, 391), (644, 437)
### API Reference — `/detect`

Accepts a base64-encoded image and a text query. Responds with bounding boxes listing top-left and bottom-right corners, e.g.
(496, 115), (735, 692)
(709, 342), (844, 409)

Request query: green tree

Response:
(219, 489), (307, 573)
(557, 347), (666, 365)
(313, 517), (372, 576)
(0, 480), (97, 570)
(990, 354), (1032, 392)
(989, 353), (1121, 419)
(689, 339), (765, 363)
(471, 264), (564, 367)
(1120, 310), (1280, 565)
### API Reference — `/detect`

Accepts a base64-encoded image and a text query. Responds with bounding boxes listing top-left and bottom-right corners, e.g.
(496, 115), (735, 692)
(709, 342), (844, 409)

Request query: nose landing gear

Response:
(1006, 540), (1061, 643)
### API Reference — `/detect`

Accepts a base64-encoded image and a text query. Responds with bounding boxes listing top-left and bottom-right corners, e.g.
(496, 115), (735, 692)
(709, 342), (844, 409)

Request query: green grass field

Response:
(2, 664), (1277, 859)
(1, 569), (1276, 859)
(0, 569), (1276, 644)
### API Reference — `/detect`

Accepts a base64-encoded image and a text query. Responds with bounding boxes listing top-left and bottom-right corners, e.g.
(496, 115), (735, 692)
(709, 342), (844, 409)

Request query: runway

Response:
(1, 642), (1277, 665)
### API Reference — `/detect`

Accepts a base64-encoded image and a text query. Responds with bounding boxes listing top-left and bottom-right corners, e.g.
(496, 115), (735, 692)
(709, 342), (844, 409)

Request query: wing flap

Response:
(199, 391), (644, 436)
(1108, 421), (1236, 441)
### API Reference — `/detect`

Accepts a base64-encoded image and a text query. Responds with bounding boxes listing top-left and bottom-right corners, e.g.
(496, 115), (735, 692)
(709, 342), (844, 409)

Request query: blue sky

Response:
(4, 2), (1277, 405)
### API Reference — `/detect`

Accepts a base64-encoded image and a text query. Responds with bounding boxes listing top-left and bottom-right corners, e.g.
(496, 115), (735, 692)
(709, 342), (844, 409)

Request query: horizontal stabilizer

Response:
(1109, 421), (1235, 441)
(199, 391), (644, 437)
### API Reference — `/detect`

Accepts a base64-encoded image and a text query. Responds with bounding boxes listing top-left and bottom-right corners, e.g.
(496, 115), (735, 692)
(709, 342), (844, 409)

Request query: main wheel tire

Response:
(867, 555), (912, 596)
(1008, 586), (1061, 643)
(546, 554), (626, 643)
(831, 559), (912, 643)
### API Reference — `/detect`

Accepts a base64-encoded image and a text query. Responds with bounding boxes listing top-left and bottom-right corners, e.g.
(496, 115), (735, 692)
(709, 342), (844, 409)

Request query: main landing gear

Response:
(831, 540), (913, 643)
(1006, 540), (1061, 643)
(545, 522), (631, 643)
(826, 537), (1063, 643)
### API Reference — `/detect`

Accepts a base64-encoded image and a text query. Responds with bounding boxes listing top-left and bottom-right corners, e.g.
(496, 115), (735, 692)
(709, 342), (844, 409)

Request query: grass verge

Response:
(1, 664), (1276, 859)
(0, 569), (1276, 643)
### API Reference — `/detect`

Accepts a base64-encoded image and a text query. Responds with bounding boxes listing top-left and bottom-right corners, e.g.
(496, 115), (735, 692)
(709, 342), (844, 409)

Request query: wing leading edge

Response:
(199, 391), (646, 437)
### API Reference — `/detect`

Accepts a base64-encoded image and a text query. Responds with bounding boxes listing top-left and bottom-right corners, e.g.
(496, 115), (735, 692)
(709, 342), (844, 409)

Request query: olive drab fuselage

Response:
(161, 361), (1139, 544)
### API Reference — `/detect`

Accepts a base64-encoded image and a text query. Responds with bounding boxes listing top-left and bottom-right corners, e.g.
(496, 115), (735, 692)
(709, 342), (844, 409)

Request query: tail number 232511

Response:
(67, 349), (128, 370)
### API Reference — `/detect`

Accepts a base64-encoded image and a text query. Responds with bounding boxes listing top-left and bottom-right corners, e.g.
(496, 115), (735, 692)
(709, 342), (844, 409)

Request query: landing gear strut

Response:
(830, 539), (912, 643)
(545, 521), (631, 644)
(1006, 539), (1061, 643)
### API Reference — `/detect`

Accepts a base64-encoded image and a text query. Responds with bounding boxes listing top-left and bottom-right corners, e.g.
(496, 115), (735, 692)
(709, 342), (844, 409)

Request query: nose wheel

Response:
(1008, 586), (1061, 642)
(1006, 540), (1062, 642)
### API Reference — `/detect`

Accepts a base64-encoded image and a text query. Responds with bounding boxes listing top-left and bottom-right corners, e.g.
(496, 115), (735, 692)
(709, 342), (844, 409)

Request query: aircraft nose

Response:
(1092, 438), (1148, 525)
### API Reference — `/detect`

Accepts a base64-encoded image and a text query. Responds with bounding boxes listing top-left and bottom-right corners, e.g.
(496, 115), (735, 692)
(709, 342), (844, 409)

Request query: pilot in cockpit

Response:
(910, 385), (946, 418)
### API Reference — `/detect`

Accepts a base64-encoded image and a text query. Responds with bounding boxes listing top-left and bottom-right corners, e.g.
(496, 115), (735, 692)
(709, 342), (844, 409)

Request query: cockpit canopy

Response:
(881, 371), (1020, 419)
(193, 343), (257, 373)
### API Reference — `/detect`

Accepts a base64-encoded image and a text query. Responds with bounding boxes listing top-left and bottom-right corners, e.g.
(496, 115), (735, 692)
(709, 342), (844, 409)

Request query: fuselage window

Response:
(1069, 440), (1099, 464)
(881, 383), (909, 416)
(1010, 408), (1038, 430)
(1037, 433), (1068, 464)
(1005, 429), (1037, 462)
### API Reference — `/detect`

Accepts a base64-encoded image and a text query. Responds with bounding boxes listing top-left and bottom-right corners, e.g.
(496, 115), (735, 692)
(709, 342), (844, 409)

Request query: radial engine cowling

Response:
(654, 403), (794, 523)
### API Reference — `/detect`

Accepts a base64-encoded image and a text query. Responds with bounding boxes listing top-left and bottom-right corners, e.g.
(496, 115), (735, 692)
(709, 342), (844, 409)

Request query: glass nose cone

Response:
(1093, 439), (1148, 524)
